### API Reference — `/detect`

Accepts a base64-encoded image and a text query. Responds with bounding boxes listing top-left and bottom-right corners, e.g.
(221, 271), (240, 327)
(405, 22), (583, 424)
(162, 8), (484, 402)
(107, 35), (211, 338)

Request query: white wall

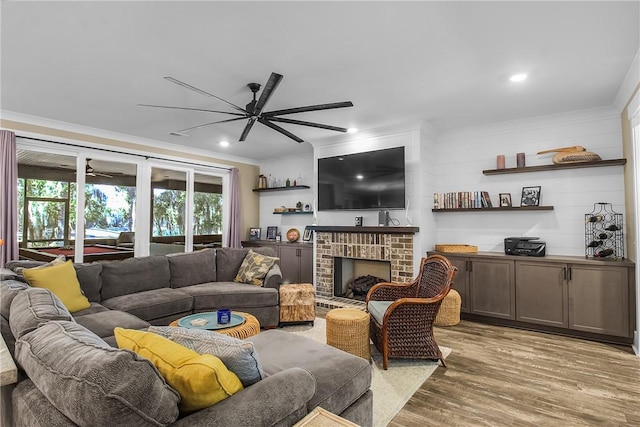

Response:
(433, 107), (625, 256)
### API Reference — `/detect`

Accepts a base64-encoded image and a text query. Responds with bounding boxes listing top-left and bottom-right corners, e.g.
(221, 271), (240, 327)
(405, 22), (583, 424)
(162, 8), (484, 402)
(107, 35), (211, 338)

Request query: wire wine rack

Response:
(584, 202), (624, 259)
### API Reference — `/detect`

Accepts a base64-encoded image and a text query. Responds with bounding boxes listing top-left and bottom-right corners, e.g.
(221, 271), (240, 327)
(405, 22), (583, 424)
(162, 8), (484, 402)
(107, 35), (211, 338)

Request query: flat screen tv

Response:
(318, 146), (406, 211)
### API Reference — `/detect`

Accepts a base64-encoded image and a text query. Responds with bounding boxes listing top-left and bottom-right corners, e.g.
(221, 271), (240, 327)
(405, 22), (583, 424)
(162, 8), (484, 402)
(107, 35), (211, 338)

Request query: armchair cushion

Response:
(367, 300), (393, 324)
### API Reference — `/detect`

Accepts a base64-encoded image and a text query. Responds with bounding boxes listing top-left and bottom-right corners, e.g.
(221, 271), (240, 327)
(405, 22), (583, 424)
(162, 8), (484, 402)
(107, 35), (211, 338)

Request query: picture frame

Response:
(266, 226), (278, 240)
(302, 226), (313, 242)
(520, 186), (541, 207)
(499, 193), (512, 207)
(248, 227), (261, 240)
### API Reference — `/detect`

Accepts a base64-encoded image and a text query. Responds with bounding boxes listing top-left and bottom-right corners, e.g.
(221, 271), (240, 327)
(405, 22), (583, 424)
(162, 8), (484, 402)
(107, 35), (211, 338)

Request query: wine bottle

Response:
(586, 215), (604, 223)
(586, 240), (603, 248)
(604, 224), (621, 231)
(595, 231), (614, 240)
(594, 248), (614, 258)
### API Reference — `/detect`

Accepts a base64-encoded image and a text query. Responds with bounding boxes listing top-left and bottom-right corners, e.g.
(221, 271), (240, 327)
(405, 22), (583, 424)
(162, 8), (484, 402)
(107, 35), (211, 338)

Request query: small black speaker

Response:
(355, 216), (363, 226)
(378, 211), (389, 226)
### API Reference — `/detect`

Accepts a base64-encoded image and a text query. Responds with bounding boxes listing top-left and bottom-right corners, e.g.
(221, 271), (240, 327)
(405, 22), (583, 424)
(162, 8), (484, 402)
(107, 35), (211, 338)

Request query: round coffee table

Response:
(169, 311), (261, 339)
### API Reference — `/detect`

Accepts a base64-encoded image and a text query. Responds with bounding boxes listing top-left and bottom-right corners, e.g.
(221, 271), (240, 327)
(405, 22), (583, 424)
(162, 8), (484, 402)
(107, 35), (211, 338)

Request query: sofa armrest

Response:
(173, 367), (315, 427)
(263, 264), (283, 289)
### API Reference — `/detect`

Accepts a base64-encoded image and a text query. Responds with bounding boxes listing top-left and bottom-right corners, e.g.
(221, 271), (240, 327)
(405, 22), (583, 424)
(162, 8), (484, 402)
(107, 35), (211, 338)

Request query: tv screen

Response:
(318, 147), (406, 211)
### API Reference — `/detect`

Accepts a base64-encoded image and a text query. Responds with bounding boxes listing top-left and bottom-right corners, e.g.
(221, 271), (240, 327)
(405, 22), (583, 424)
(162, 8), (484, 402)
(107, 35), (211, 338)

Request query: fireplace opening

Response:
(334, 258), (391, 301)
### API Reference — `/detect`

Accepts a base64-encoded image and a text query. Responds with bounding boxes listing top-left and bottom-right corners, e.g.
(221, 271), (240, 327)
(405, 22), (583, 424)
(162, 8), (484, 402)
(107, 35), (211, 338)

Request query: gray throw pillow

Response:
(15, 321), (180, 426)
(9, 287), (73, 339)
(149, 325), (265, 387)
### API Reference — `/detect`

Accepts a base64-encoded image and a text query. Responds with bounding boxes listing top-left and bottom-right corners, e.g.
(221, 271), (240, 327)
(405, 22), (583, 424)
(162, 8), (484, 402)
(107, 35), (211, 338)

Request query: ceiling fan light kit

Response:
(140, 72), (354, 143)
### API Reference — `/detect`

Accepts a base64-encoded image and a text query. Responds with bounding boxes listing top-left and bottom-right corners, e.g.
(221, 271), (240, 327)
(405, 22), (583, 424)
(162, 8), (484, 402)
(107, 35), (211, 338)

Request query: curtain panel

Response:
(226, 167), (241, 248)
(0, 130), (18, 267)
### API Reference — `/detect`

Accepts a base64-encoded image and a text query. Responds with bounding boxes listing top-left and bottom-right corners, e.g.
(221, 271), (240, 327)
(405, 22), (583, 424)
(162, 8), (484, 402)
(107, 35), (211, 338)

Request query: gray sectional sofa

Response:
(0, 247), (373, 426)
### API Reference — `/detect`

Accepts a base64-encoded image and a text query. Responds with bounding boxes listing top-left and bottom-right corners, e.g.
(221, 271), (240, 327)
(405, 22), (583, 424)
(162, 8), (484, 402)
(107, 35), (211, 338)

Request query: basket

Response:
(434, 244), (478, 253)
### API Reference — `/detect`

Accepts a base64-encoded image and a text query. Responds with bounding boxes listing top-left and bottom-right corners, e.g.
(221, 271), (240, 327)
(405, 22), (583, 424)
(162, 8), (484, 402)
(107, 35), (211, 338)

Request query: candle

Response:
(516, 152), (526, 168)
(496, 155), (505, 169)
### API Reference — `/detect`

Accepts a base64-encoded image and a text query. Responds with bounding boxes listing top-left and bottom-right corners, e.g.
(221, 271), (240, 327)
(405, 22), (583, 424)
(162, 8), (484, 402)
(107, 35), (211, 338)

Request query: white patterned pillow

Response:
(234, 250), (279, 286)
(148, 326), (264, 386)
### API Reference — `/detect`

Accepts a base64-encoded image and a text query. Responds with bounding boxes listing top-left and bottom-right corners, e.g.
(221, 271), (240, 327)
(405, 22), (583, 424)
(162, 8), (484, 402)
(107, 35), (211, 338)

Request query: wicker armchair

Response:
(365, 254), (457, 369)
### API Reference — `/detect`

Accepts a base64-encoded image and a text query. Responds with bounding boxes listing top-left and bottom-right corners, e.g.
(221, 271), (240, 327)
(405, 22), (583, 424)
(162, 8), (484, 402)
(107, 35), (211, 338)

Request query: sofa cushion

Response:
(102, 288), (193, 322)
(248, 329), (372, 416)
(149, 326), (265, 387)
(100, 256), (170, 300)
(234, 250), (279, 286)
(167, 249), (216, 288)
(15, 321), (180, 426)
(1, 280), (30, 358)
(22, 260), (90, 312)
(115, 327), (243, 413)
(216, 247), (277, 282)
(180, 282), (278, 311)
(10, 288), (74, 339)
(73, 262), (103, 302)
(72, 302), (110, 316)
(75, 310), (151, 338)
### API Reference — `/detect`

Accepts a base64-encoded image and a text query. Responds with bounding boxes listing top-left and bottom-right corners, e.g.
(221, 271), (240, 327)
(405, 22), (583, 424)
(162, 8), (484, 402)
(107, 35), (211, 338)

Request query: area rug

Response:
(283, 318), (451, 427)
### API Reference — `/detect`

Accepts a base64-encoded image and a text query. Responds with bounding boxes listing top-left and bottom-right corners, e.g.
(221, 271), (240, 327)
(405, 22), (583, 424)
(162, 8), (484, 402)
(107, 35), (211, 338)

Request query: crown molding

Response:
(614, 48), (640, 113)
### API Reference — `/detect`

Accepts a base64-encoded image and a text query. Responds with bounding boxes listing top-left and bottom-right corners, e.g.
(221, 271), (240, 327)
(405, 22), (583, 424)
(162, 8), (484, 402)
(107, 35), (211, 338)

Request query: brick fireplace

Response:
(311, 226), (419, 298)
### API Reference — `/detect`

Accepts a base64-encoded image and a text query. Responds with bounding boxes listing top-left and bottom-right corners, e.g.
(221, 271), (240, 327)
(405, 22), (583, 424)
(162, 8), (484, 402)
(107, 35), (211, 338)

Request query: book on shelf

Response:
(433, 191), (493, 210)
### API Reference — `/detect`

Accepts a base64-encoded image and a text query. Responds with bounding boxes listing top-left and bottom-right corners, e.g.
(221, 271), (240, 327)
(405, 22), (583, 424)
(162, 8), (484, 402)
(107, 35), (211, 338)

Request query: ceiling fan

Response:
(85, 159), (112, 178)
(139, 72), (354, 143)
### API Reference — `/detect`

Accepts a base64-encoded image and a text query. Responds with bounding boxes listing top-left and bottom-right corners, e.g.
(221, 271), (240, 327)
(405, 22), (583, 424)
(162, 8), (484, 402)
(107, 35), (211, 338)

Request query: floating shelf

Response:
(482, 159), (626, 175)
(253, 185), (310, 192)
(432, 206), (554, 212)
(273, 211), (313, 215)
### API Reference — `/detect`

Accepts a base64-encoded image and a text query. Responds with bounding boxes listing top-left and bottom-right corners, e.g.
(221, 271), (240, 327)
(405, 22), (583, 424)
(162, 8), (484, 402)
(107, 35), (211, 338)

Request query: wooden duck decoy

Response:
(536, 146), (602, 164)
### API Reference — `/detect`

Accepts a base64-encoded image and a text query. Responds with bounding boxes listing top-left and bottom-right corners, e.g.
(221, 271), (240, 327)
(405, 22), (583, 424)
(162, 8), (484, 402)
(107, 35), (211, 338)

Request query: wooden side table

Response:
(279, 283), (315, 325)
(1, 334), (18, 427)
(169, 311), (261, 339)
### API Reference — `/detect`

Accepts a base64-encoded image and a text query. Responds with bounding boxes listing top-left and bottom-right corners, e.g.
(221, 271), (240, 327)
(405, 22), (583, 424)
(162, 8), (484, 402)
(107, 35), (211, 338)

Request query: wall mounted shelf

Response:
(482, 159), (626, 175)
(273, 211), (313, 215)
(253, 185), (310, 192)
(433, 206), (554, 212)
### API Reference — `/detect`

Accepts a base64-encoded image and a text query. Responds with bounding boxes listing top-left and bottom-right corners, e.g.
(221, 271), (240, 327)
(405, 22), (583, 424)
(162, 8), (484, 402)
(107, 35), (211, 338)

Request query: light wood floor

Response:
(388, 320), (640, 427)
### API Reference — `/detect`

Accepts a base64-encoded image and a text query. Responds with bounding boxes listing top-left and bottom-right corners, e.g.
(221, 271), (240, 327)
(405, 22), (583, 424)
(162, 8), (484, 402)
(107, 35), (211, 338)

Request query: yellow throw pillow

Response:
(114, 328), (243, 413)
(234, 250), (278, 286)
(22, 260), (90, 313)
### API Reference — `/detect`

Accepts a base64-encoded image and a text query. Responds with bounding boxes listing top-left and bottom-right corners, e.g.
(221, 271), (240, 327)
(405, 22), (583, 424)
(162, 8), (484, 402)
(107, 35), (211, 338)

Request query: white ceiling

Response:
(2, 1), (638, 162)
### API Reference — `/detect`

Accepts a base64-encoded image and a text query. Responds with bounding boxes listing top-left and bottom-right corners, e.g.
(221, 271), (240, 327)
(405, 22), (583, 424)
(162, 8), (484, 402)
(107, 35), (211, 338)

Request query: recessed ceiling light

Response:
(509, 73), (527, 82)
(356, 174), (364, 180)
(219, 140), (229, 147)
(347, 127), (358, 134)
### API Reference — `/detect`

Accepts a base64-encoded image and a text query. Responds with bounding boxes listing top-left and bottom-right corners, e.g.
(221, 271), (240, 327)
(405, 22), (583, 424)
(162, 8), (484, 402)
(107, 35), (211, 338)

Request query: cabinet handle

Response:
(568, 267), (572, 281)
(563, 267), (567, 280)
(468, 260), (473, 272)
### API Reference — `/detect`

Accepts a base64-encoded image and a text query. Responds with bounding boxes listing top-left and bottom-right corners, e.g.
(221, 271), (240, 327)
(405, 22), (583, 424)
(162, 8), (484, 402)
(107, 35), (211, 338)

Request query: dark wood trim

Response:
(428, 250), (635, 267)
(252, 185), (310, 192)
(482, 158), (626, 175)
(308, 226), (419, 234)
(433, 206), (554, 212)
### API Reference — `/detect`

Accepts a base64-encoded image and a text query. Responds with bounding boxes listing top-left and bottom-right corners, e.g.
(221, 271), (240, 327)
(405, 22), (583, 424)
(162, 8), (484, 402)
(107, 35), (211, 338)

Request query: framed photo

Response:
(499, 193), (512, 207)
(521, 186), (541, 207)
(302, 226), (313, 242)
(266, 226), (278, 240)
(248, 227), (261, 240)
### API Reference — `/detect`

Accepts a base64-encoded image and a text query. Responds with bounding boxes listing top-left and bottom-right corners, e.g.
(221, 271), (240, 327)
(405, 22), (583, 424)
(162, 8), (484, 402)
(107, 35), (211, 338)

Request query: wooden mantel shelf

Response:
(308, 226), (419, 234)
(482, 158), (626, 175)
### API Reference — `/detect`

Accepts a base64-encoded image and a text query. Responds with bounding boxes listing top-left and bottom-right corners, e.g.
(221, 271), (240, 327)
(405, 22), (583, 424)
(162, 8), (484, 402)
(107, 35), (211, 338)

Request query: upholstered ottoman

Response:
(325, 308), (371, 360)
(279, 283), (315, 325)
(435, 289), (461, 326)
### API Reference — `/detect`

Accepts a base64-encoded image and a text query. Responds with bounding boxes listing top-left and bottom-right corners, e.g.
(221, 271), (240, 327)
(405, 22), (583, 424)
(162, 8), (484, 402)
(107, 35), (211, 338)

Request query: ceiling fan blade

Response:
(174, 116), (247, 134)
(138, 104), (245, 116)
(267, 117), (348, 133)
(164, 77), (248, 113)
(239, 118), (257, 142)
(95, 172), (113, 178)
(263, 101), (353, 117)
(254, 72), (283, 114)
(258, 118), (304, 143)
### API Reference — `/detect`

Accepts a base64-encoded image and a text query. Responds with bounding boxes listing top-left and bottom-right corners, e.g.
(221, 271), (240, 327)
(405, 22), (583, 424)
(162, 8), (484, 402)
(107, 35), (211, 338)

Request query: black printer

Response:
(504, 237), (546, 257)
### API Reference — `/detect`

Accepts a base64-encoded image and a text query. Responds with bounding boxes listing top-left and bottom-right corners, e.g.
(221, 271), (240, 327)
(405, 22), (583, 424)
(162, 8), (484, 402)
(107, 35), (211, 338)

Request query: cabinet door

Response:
(568, 264), (630, 337)
(299, 245), (314, 284)
(515, 261), (568, 327)
(447, 257), (470, 313)
(278, 245), (301, 284)
(470, 258), (515, 319)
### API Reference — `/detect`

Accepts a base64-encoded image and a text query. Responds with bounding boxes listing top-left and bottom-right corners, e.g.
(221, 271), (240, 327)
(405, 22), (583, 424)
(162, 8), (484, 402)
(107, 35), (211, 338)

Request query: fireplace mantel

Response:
(308, 226), (419, 234)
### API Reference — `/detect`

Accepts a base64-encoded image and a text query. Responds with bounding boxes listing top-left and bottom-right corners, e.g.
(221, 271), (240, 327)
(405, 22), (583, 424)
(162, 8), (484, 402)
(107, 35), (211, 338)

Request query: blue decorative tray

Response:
(177, 312), (245, 330)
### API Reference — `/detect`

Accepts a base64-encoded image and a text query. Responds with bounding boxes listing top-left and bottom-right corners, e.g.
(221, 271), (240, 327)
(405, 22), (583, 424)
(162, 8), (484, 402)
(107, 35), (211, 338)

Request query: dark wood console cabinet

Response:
(428, 251), (635, 343)
(242, 240), (313, 284)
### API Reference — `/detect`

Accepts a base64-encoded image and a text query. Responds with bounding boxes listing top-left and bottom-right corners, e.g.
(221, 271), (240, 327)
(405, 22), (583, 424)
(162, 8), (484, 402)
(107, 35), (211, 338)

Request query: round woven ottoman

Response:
(325, 308), (371, 360)
(435, 289), (461, 326)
